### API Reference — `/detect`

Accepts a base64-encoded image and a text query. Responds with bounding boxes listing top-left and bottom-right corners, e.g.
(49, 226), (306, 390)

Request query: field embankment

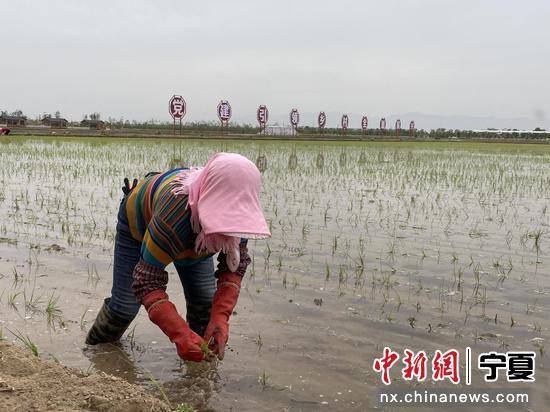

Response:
(0, 341), (171, 412)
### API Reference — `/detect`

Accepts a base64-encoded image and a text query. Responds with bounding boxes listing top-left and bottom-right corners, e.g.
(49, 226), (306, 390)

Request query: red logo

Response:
(432, 350), (460, 384)
(217, 100), (232, 122)
(169, 95), (186, 120)
(373, 347), (400, 385)
(402, 350), (428, 382)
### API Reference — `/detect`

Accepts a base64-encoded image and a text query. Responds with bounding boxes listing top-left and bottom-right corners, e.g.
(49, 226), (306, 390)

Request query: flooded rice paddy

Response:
(0, 136), (549, 411)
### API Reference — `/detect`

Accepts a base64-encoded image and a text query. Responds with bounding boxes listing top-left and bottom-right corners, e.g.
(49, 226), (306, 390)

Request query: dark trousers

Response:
(107, 198), (216, 334)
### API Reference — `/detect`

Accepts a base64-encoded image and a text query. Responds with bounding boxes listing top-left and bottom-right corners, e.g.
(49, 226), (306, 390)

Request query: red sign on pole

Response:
(290, 109), (299, 134)
(169, 95), (186, 135)
(169, 95), (186, 120)
(217, 100), (231, 136)
(409, 120), (416, 137)
(380, 118), (387, 131)
(341, 114), (349, 132)
(217, 100), (232, 122)
(395, 119), (402, 136)
(361, 116), (368, 131)
(257, 105), (269, 127)
(318, 112), (326, 129)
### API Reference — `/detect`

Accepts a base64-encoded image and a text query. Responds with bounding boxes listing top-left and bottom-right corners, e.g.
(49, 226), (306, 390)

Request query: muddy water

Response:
(0, 137), (549, 411)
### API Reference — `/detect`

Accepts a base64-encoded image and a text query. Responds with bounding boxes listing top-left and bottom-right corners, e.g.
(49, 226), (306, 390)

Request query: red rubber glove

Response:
(204, 272), (241, 360)
(142, 290), (205, 362)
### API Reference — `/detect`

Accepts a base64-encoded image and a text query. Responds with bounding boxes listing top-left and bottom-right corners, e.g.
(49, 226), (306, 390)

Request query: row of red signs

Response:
(169, 95), (415, 130)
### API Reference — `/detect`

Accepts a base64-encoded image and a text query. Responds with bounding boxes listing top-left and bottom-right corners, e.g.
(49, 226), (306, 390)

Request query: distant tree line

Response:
(0, 109), (26, 118)
(1, 108), (549, 139)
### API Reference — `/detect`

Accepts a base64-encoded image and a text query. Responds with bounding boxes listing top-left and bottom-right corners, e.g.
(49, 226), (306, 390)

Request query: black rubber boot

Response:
(186, 302), (212, 336)
(85, 298), (132, 345)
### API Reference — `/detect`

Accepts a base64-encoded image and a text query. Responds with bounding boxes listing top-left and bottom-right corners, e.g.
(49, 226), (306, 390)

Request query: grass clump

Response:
(176, 403), (198, 412)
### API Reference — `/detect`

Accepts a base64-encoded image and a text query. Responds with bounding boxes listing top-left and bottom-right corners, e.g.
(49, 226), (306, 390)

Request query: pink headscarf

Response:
(172, 153), (271, 271)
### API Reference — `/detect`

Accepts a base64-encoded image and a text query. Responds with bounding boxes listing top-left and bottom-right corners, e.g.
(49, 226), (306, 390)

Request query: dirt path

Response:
(0, 341), (171, 412)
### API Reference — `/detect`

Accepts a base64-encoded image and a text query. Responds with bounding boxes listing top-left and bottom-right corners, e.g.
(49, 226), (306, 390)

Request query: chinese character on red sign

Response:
(341, 114), (349, 129)
(257, 105), (269, 126)
(290, 109), (299, 127)
(432, 349), (460, 384)
(402, 350), (428, 382)
(217, 100), (232, 122)
(373, 347), (400, 385)
(290, 109), (300, 127)
(169, 95), (186, 120)
(361, 116), (368, 130)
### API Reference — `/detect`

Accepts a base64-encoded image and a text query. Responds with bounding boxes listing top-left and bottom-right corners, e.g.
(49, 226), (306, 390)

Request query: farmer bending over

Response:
(86, 153), (271, 361)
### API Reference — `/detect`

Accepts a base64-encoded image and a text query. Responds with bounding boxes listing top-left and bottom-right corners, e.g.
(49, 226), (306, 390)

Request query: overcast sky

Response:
(2, 0), (550, 128)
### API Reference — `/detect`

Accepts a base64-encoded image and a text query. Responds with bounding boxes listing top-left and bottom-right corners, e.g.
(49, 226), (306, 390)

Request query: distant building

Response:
(0, 115), (27, 127)
(42, 116), (68, 128)
(262, 125), (294, 136)
(471, 129), (549, 135)
(81, 119), (105, 129)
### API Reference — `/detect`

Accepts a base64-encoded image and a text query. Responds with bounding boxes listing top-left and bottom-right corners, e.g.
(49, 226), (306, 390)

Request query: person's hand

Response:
(122, 177), (138, 195)
(142, 290), (206, 362)
(204, 272), (241, 360)
(171, 324), (206, 362)
(204, 319), (229, 360)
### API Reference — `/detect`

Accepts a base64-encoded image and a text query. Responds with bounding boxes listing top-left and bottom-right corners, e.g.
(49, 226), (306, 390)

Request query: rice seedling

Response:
(44, 293), (63, 330)
(122, 325), (137, 353)
(23, 288), (43, 315)
(11, 266), (22, 288)
(529, 229), (545, 264)
(331, 235), (338, 255)
(255, 332), (263, 351)
(258, 369), (270, 389)
(276, 254), (283, 272)
(7, 290), (22, 313)
(87, 262), (101, 286)
(9, 328), (39, 357)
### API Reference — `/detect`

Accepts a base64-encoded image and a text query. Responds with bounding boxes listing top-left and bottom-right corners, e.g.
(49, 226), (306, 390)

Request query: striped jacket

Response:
(126, 169), (250, 301)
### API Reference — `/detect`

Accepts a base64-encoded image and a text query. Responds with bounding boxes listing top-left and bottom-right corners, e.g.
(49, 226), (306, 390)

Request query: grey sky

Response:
(2, 0), (550, 128)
